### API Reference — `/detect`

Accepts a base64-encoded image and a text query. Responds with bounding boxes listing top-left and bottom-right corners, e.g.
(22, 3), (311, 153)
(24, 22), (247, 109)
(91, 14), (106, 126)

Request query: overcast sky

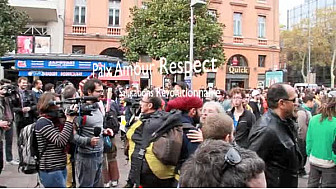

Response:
(279, 0), (304, 26)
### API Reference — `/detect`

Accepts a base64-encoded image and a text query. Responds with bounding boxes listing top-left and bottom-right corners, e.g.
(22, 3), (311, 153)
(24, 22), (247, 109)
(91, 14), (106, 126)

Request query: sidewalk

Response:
(0, 131), (130, 188)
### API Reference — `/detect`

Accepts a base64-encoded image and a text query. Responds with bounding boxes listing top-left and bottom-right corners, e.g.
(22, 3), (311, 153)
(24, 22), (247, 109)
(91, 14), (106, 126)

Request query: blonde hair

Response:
(202, 101), (225, 114)
(202, 113), (234, 140)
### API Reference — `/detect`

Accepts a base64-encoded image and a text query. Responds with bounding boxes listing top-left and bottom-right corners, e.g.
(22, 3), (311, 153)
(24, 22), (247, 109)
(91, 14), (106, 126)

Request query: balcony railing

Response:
(107, 27), (121, 36)
(258, 39), (267, 45)
(72, 25), (87, 34)
(233, 36), (244, 44)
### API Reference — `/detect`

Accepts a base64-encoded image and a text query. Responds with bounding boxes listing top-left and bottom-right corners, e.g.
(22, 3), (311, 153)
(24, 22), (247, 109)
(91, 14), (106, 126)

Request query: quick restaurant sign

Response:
(227, 66), (250, 74)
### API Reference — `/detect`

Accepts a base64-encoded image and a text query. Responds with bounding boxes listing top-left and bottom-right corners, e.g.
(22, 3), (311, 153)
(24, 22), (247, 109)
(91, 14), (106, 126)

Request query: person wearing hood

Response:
(165, 96), (203, 182)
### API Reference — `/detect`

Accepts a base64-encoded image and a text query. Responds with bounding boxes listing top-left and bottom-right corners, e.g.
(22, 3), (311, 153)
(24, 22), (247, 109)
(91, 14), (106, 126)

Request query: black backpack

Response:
(104, 103), (120, 135)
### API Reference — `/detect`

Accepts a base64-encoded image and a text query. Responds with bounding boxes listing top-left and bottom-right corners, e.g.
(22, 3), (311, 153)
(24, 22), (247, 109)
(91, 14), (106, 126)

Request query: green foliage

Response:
(121, 0), (226, 74)
(0, 0), (29, 56)
(281, 8), (336, 68)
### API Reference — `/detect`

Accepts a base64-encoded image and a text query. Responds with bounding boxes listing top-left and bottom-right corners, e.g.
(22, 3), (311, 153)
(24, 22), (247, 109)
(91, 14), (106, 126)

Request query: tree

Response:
(281, 25), (309, 82)
(281, 8), (336, 86)
(0, 0), (29, 56)
(312, 9), (336, 87)
(121, 0), (226, 74)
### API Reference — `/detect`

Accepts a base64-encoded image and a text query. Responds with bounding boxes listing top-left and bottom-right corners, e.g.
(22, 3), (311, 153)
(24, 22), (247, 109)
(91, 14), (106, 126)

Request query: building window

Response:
(233, 13), (242, 36)
(228, 54), (248, 66)
(258, 55), (266, 67)
(258, 16), (266, 38)
(72, 45), (85, 54)
(207, 72), (216, 88)
(208, 9), (217, 21)
(109, 0), (121, 26)
(74, 0), (86, 25)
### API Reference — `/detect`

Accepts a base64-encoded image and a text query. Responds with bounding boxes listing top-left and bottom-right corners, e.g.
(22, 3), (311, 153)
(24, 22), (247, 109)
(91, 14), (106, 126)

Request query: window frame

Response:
(74, 0), (86, 25)
(233, 12), (242, 36)
(108, 0), (121, 27)
(258, 15), (266, 38)
(258, 55), (266, 67)
(72, 45), (86, 54)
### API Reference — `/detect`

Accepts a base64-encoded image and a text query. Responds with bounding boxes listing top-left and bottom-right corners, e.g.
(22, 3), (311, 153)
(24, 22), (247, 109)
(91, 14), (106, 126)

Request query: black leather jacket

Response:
(248, 109), (302, 188)
(227, 108), (256, 148)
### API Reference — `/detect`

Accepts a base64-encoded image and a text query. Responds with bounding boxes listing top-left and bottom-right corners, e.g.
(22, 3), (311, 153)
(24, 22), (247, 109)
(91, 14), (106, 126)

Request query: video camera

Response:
(48, 96), (99, 116)
(1, 84), (17, 97)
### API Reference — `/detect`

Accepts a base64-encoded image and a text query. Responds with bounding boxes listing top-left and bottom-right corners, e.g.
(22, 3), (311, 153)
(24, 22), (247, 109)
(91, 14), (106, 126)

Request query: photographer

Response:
(12, 77), (37, 139)
(73, 79), (113, 188)
(35, 92), (76, 187)
(0, 85), (11, 187)
(0, 79), (17, 165)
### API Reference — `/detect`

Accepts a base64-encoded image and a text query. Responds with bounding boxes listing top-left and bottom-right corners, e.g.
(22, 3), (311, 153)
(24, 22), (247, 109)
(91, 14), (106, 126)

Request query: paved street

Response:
(1, 127), (308, 188)
(0, 129), (130, 188)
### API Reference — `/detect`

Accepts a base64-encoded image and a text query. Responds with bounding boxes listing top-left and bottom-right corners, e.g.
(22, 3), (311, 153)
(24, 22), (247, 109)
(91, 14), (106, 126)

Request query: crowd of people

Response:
(0, 76), (336, 188)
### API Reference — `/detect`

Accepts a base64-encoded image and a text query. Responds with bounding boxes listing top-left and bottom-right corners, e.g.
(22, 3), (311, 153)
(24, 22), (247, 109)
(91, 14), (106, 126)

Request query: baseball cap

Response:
(251, 90), (260, 97)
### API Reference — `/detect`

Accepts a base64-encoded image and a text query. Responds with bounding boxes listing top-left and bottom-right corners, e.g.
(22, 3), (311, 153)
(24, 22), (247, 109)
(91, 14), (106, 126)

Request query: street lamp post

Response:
(188, 0), (206, 90)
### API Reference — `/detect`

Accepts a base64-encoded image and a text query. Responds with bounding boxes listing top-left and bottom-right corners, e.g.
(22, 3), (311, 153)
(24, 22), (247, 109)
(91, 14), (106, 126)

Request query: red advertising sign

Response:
(17, 36), (33, 54)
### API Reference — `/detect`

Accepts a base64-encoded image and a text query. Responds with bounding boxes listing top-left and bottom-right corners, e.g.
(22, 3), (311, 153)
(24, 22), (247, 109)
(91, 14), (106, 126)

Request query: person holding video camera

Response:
(0, 84), (12, 187)
(0, 79), (17, 166)
(73, 79), (114, 188)
(35, 92), (77, 188)
(13, 77), (37, 139)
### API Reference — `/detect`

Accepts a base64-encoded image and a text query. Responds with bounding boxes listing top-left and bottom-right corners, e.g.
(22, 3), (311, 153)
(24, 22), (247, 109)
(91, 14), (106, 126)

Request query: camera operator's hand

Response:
(0, 88), (6, 96)
(103, 128), (114, 136)
(90, 137), (100, 147)
(22, 107), (31, 113)
(65, 104), (78, 122)
(0, 120), (10, 131)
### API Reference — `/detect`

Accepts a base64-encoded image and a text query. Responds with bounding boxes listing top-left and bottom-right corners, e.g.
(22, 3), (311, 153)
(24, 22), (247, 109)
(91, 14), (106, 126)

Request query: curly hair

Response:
(229, 87), (246, 99)
(180, 140), (265, 188)
(318, 96), (336, 122)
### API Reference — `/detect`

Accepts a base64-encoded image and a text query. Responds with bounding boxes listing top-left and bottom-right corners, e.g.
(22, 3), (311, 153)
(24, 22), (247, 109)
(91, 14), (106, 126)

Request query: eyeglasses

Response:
(94, 90), (104, 93)
(141, 100), (150, 104)
(222, 146), (242, 173)
(232, 97), (243, 100)
(282, 97), (297, 103)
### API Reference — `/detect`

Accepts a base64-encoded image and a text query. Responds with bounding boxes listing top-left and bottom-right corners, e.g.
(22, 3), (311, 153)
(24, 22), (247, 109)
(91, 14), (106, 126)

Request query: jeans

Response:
(308, 164), (336, 187)
(0, 139), (3, 174)
(75, 152), (104, 188)
(5, 123), (13, 162)
(297, 138), (307, 173)
(39, 168), (67, 188)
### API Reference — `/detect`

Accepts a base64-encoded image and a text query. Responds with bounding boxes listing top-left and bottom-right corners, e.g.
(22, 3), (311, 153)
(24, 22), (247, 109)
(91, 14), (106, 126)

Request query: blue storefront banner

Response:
(15, 59), (119, 70)
(19, 71), (92, 77)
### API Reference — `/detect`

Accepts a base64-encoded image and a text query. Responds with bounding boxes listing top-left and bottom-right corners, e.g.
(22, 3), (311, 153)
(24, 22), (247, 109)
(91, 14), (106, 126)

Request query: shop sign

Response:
(19, 71), (92, 77)
(227, 66), (249, 74)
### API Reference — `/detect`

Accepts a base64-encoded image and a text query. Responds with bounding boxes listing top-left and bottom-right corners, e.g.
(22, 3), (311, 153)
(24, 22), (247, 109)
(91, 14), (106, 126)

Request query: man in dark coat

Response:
(248, 83), (302, 188)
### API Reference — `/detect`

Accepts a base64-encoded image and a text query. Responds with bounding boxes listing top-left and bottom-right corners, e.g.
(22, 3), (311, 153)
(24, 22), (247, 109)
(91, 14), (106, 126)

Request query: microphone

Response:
(48, 100), (77, 106)
(67, 96), (99, 102)
(93, 127), (102, 137)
